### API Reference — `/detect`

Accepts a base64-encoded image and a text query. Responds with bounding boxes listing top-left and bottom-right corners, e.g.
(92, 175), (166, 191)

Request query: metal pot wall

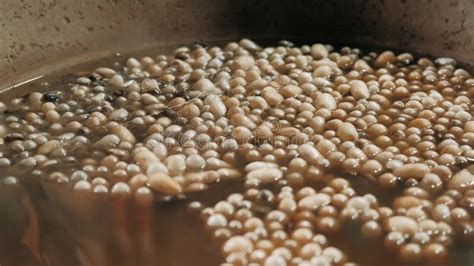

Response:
(1, 0), (474, 89)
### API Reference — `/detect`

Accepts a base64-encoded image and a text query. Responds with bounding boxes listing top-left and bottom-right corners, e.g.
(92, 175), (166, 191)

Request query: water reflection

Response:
(0, 180), (242, 266)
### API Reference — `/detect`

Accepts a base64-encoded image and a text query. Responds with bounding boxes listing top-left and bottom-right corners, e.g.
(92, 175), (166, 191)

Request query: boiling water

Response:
(0, 40), (473, 266)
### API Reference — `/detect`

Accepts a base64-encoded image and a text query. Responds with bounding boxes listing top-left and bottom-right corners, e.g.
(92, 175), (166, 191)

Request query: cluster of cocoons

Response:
(0, 39), (473, 264)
